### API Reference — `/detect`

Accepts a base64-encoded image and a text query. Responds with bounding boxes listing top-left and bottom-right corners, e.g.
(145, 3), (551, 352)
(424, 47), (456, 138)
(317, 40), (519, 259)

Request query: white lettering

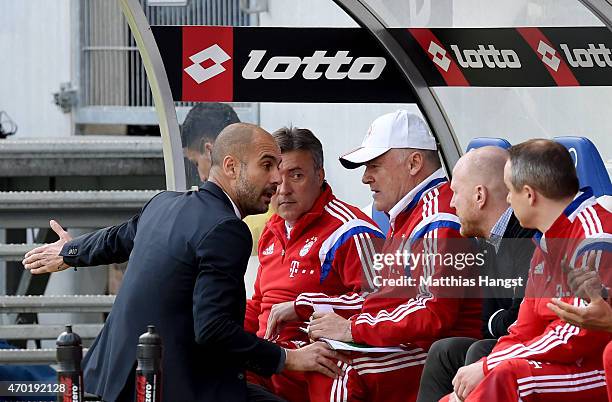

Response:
(145, 383), (152, 402)
(242, 50), (386, 80)
(560, 43), (612, 68)
(451, 44), (521, 69)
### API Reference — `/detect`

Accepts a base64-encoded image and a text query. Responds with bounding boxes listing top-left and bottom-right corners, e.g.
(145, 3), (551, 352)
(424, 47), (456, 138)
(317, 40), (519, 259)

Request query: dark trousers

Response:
(416, 338), (497, 402)
(113, 372), (286, 402)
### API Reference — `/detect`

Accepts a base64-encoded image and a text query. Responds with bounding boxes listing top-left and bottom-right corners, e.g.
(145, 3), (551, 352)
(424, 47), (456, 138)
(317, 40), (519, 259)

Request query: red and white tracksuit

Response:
(305, 169), (482, 402)
(604, 341), (612, 401)
(244, 184), (384, 401)
(446, 187), (612, 402)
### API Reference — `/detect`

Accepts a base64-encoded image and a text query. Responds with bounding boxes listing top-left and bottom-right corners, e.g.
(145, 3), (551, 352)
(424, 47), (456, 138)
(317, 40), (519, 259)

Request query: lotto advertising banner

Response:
(395, 26), (612, 87)
(153, 26), (416, 103)
(152, 26), (612, 102)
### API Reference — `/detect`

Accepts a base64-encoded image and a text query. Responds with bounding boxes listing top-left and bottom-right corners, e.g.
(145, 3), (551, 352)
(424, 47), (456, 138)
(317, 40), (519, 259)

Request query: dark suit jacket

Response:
(61, 181), (283, 402)
(481, 213), (536, 339)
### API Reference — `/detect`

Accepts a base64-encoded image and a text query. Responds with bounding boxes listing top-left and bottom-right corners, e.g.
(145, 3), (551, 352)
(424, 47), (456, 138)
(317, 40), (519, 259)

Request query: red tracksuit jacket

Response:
(350, 171), (482, 347)
(293, 169), (482, 348)
(484, 187), (612, 373)
(244, 184), (384, 343)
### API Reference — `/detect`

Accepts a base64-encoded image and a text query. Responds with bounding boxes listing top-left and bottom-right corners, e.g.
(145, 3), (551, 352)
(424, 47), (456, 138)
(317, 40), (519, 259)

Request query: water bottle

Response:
(56, 324), (83, 402)
(134, 325), (162, 402)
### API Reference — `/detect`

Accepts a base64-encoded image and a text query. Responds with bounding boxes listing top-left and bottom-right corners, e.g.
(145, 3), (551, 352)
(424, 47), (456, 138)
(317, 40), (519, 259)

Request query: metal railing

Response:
(0, 136), (164, 177)
(0, 295), (116, 313)
(0, 296), (113, 364)
(0, 190), (161, 228)
(79, 0), (251, 109)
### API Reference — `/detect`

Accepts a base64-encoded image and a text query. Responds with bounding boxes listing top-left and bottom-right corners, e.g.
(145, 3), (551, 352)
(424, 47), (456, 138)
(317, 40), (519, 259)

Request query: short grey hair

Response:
(397, 148), (441, 169)
(272, 126), (324, 171)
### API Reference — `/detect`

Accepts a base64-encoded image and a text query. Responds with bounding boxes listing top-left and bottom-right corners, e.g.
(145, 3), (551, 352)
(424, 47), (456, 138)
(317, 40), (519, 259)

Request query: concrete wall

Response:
(0, 0), (74, 138)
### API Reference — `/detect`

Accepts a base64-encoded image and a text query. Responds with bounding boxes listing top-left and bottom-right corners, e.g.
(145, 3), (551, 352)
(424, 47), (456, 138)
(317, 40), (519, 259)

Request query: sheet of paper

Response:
(313, 304), (334, 313)
(298, 328), (405, 353)
(320, 338), (406, 353)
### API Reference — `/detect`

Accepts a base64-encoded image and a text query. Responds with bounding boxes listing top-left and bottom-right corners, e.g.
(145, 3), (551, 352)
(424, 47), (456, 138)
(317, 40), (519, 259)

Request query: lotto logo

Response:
(184, 44), (231, 84)
(428, 41), (451, 72)
(182, 25), (233, 101)
(242, 50), (387, 80)
(537, 40), (561, 72)
(560, 43), (612, 68)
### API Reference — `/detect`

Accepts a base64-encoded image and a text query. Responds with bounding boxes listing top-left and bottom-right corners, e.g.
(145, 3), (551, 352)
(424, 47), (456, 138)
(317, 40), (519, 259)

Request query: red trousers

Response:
(440, 358), (607, 402)
(604, 341), (612, 402)
(306, 346), (427, 402)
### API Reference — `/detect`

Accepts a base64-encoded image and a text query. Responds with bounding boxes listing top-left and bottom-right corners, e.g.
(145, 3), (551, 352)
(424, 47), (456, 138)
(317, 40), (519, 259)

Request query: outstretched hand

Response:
(22, 220), (72, 274)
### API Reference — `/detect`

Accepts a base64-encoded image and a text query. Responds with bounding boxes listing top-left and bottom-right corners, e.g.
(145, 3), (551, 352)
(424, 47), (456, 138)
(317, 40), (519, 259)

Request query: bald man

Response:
(24, 124), (344, 402)
(416, 146), (535, 402)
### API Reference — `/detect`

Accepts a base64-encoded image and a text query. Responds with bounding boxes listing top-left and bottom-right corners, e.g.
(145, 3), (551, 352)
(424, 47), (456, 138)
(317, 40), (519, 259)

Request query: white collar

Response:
(221, 189), (242, 219)
(388, 168), (447, 229)
(285, 221), (293, 239)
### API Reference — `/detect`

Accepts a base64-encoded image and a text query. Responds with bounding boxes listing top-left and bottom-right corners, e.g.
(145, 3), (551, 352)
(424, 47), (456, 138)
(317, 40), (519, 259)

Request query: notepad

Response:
(298, 327), (405, 353)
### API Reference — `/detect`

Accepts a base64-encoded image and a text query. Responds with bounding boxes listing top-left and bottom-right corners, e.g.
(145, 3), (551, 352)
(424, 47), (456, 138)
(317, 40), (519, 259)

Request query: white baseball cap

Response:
(339, 110), (437, 169)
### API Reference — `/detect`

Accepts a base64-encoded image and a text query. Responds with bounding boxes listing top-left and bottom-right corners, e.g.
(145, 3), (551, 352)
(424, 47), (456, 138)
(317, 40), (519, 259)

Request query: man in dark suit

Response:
(416, 146), (535, 402)
(23, 123), (344, 402)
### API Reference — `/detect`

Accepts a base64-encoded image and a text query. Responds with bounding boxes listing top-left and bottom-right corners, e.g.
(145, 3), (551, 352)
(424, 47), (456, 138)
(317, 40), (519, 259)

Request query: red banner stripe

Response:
(516, 27), (579, 87)
(407, 28), (470, 86)
(182, 26), (234, 102)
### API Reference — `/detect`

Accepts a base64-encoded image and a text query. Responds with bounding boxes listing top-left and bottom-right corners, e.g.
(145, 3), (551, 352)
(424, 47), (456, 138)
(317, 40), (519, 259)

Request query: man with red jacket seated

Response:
(245, 126), (384, 402)
(549, 259), (612, 402)
(443, 139), (611, 402)
(273, 110), (482, 402)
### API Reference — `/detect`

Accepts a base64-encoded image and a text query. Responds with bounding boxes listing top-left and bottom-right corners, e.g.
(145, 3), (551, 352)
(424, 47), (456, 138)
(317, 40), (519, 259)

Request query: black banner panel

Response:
(393, 27), (612, 87)
(152, 26), (416, 103)
(152, 26), (612, 103)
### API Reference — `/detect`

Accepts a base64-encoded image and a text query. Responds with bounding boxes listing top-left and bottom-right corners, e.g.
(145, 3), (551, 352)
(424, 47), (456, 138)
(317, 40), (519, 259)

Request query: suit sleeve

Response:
(294, 228), (383, 321)
(193, 219), (282, 376)
(482, 232), (533, 338)
(244, 264), (263, 334)
(349, 226), (466, 346)
(59, 191), (165, 267)
(485, 297), (522, 339)
(60, 215), (139, 267)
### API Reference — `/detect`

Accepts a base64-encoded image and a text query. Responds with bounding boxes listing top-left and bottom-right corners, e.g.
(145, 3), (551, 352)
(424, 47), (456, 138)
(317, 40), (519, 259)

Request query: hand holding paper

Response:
(308, 311), (353, 342)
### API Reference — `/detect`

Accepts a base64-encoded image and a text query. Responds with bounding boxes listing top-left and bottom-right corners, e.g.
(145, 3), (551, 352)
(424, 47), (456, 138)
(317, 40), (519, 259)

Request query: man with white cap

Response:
(290, 110), (482, 402)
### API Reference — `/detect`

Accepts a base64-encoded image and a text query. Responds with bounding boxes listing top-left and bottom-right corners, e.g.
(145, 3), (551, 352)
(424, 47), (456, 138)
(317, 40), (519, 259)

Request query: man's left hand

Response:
(452, 361), (485, 401)
(23, 220), (72, 274)
(308, 312), (352, 342)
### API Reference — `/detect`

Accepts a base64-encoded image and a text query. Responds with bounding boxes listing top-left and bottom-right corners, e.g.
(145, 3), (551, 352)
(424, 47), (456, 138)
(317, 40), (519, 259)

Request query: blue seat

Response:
(554, 136), (612, 197)
(466, 137), (511, 152)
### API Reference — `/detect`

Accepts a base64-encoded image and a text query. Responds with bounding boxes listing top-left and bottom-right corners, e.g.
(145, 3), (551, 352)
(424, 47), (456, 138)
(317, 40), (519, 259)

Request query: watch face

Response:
(602, 286), (610, 301)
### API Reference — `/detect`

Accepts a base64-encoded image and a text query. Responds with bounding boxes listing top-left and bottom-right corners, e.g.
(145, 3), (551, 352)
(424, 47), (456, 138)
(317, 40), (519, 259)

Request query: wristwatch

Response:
(601, 286), (609, 301)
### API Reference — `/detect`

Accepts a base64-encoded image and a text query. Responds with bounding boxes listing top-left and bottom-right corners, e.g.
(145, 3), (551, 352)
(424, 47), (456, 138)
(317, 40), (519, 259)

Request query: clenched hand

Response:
(284, 341), (348, 378)
(265, 301), (299, 340)
(308, 312), (353, 342)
